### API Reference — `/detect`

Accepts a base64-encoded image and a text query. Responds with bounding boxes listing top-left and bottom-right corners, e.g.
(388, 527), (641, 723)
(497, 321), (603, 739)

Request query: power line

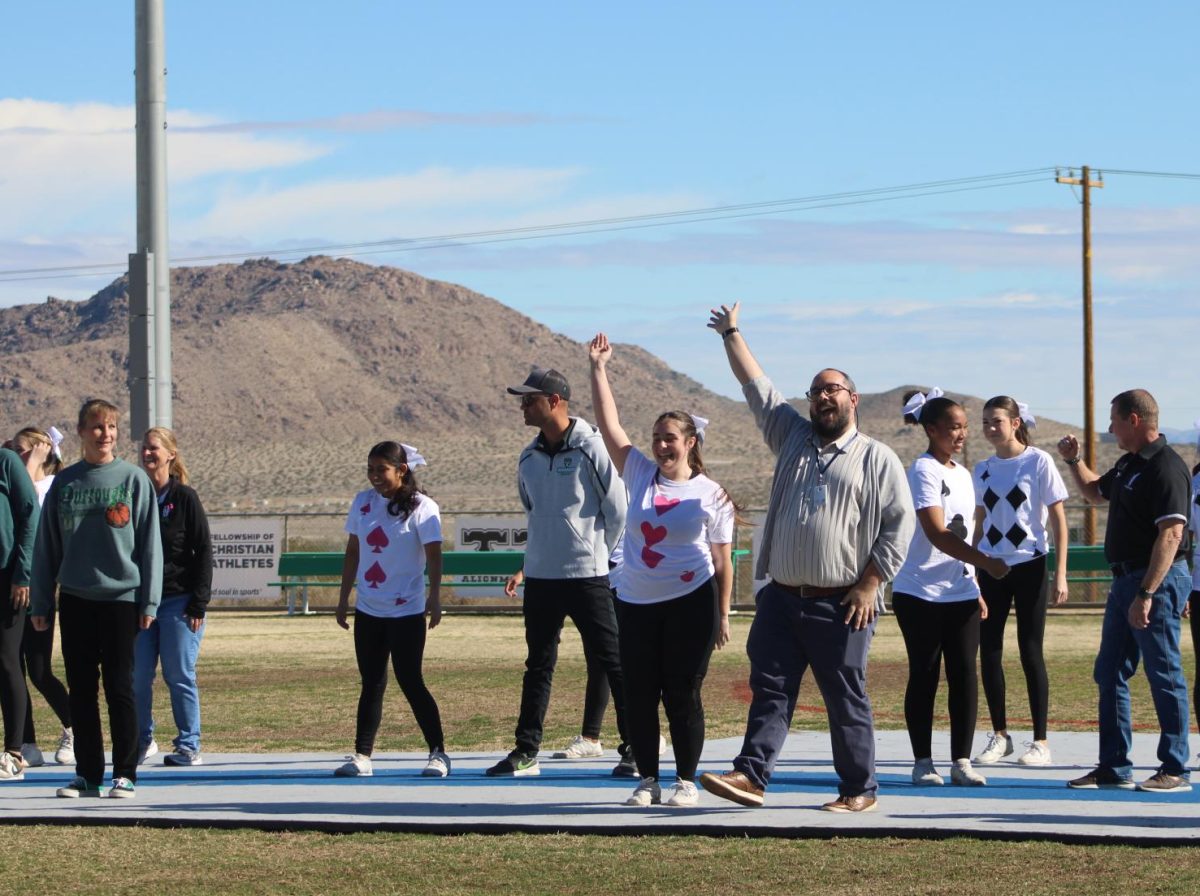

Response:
(0, 168), (1055, 284)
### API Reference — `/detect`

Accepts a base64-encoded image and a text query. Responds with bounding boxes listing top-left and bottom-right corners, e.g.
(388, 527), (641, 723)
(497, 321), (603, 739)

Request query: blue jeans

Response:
(1095, 562), (1191, 778)
(133, 594), (205, 754)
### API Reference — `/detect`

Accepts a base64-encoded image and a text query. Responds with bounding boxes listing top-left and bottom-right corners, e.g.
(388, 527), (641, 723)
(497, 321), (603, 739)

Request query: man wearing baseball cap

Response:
(486, 366), (630, 777)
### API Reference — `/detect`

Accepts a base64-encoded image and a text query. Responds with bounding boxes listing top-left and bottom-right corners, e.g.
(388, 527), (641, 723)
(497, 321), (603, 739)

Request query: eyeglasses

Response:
(519, 393), (549, 408)
(805, 383), (851, 402)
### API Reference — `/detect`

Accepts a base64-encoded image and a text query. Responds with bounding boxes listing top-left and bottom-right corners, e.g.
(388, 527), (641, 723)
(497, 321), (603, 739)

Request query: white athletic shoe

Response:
(422, 750), (451, 777)
(334, 753), (373, 777)
(137, 740), (159, 765)
(1017, 742), (1052, 766)
(54, 728), (75, 766)
(664, 779), (700, 807)
(951, 758), (987, 786)
(21, 743), (45, 767)
(912, 758), (944, 786)
(973, 732), (1013, 765)
(551, 734), (603, 760)
(0, 751), (25, 781)
(624, 777), (661, 807)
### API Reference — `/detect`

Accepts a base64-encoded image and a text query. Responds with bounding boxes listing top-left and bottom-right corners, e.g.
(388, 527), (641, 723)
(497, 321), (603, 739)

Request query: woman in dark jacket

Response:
(134, 427), (212, 766)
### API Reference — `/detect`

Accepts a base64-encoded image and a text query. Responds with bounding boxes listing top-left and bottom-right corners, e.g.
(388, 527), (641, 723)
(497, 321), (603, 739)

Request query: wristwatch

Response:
(1136, 589), (1157, 601)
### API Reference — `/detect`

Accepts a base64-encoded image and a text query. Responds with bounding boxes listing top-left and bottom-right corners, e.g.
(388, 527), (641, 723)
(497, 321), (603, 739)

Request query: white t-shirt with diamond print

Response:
(973, 446), (1068, 561)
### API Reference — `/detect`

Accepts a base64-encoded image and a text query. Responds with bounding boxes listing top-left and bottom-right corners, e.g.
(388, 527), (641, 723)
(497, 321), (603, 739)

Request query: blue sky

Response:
(2, 1), (1198, 431)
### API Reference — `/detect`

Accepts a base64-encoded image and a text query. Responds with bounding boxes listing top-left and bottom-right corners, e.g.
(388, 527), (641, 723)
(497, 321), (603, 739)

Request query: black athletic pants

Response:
(0, 567), (29, 755)
(978, 556), (1050, 740)
(21, 609), (72, 743)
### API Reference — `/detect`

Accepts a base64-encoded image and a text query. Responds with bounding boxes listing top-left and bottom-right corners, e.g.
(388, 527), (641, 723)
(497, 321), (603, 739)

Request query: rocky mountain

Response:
(0, 257), (1148, 514)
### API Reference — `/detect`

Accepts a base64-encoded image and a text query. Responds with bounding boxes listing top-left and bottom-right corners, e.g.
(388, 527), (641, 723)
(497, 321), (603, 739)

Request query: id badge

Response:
(811, 482), (828, 508)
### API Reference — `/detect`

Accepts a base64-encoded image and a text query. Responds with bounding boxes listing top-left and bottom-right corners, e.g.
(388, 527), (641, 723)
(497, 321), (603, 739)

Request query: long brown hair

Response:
(653, 411), (746, 523)
(982, 395), (1030, 446)
(12, 427), (64, 476)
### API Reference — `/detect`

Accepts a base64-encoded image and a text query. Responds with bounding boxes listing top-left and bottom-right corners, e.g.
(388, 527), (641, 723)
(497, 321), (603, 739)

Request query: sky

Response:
(2, 1), (1199, 433)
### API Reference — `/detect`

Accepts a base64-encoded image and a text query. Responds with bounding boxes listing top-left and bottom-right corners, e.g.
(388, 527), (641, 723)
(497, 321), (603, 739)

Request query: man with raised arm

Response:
(698, 303), (914, 813)
(1058, 389), (1192, 792)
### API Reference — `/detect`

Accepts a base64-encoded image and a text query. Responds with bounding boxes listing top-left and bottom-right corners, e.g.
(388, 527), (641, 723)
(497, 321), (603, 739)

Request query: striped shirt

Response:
(745, 376), (914, 590)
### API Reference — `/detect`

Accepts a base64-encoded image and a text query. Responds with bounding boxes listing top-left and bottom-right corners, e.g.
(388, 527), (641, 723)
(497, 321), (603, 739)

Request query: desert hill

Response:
(0, 257), (1139, 514)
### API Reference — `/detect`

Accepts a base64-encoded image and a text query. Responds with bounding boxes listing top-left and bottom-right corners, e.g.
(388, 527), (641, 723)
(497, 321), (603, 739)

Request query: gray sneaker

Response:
(485, 750), (539, 777)
(611, 747), (637, 778)
(1136, 771), (1192, 793)
(974, 732), (1013, 765)
(164, 749), (202, 766)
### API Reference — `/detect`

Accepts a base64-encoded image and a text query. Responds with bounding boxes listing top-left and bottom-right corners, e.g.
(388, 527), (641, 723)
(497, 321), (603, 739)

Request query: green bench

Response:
(1047, 544), (1110, 584)
(271, 549), (749, 614)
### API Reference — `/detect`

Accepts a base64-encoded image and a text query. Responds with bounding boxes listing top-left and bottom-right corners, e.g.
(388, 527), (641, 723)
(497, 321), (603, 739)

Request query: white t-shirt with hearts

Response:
(344, 488), (442, 618)
(612, 448), (734, 605)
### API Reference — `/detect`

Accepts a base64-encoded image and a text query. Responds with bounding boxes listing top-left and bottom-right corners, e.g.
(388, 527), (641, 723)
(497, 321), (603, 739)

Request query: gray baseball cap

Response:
(506, 366), (571, 401)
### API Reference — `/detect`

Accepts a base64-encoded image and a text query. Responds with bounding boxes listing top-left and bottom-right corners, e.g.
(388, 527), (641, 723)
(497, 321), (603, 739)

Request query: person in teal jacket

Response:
(30, 399), (162, 799)
(0, 446), (38, 781)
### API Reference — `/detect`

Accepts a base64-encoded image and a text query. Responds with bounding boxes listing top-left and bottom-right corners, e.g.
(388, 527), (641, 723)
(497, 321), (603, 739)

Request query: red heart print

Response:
(680, 570), (695, 583)
(641, 520), (667, 546)
(641, 546), (665, 569)
(653, 495), (680, 516)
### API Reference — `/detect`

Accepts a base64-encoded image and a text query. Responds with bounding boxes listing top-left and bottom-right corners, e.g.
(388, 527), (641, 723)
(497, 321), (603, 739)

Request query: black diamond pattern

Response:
(980, 469), (991, 481)
(1005, 486), (1028, 511)
(986, 525), (1003, 547)
(983, 487), (1000, 511)
(941, 481), (950, 496)
(1005, 523), (1028, 548)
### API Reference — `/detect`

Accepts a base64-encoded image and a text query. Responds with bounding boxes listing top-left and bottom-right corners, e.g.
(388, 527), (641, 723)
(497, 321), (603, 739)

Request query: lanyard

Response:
(813, 432), (858, 479)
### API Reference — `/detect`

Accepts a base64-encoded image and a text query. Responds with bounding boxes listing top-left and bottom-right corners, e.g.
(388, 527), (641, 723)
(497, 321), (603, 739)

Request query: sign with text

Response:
(210, 516), (283, 600)
(454, 515), (527, 598)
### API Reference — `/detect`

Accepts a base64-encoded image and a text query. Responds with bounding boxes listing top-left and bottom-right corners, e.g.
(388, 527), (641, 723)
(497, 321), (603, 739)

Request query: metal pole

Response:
(135, 0), (172, 429)
(1080, 166), (1096, 545)
(127, 251), (153, 436)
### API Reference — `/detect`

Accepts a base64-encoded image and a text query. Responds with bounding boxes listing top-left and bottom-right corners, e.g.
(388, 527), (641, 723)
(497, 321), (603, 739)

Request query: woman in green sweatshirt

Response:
(0, 445), (39, 781)
(29, 399), (162, 799)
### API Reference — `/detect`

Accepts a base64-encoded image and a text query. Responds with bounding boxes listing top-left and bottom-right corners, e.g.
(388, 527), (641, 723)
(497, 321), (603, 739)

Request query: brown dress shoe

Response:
(699, 770), (765, 807)
(821, 794), (878, 813)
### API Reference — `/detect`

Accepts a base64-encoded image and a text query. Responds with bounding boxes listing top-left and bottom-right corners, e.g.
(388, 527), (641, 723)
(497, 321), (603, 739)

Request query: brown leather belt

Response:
(774, 582), (852, 598)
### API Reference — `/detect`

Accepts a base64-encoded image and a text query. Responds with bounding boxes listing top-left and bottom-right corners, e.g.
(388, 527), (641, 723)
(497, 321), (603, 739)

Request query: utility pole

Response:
(130, 0), (172, 436)
(1056, 166), (1104, 545)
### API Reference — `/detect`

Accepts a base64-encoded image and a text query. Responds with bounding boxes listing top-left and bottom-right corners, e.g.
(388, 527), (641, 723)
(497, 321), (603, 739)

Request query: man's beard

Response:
(811, 405), (853, 440)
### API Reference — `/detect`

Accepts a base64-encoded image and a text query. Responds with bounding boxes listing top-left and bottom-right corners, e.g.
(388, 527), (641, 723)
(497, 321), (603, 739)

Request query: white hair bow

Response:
(1016, 401), (1037, 428)
(690, 414), (709, 443)
(400, 443), (427, 468)
(902, 387), (944, 422)
(1193, 418), (1200, 450)
(48, 426), (64, 461)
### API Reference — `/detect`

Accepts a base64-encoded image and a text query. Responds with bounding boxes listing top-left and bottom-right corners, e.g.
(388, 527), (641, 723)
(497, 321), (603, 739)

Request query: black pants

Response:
(352, 610), (444, 756)
(59, 592), (140, 784)
(978, 556), (1049, 740)
(22, 609), (72, 743)
(1190, 591), (1200, 733)
(892, 592), (980, 761)
(0, 567), (29, 755)
(579, 595), (615, 740)
(616, 578), (718, 781)
(515, 577), (628, 755)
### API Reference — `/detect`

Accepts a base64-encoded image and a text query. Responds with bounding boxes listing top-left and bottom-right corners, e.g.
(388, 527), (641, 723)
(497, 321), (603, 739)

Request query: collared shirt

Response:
(744, 376), (914, 589)
(1097, 434), (1190, 567)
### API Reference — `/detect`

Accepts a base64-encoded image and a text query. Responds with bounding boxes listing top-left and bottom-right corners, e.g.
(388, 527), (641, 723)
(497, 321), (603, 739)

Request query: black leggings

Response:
(0, 567), (28, 754)
(352, 611), (443, 756)
(978, 556), (1049, 740)
(616, 578), (718, 782)
(892, 592), (980, 761)
(22, 610), (72, 743)
(1189, 591), (1200, 733)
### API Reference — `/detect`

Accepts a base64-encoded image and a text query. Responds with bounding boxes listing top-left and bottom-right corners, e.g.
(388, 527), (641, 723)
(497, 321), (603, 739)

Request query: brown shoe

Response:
(699, 770), (764, 807)
(821, 794), (878, 813)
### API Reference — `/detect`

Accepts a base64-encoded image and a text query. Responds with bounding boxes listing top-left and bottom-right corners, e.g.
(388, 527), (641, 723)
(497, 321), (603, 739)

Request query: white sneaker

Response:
(422, 750), (451, 777)
(951, 758), (987, 786)
(664, 778), (700, 807)
(658, 735), (668, 756)
(624, 776), (661, 807)
(55, 728), (75, 766)
(1017, 742), (1052, 766)
(912, 758), (944, 786)
(334, 753), (373, 777)
(974, 732), (1013, 765)
(0, 751), (24, 781)
(21, 743), (45, 767)
(551, 735), (603, 760)
(137, 740), (159, 765)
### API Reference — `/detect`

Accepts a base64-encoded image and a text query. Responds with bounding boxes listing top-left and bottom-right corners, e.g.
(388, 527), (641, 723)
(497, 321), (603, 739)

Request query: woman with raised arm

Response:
(10, 426), (73, 767)
(892, 389), (1008, 788)
(588, 332), (735, 809)
(134, 427), (213, 767)
(333, 441), (450, 779)
(972, 397), (1070, 768)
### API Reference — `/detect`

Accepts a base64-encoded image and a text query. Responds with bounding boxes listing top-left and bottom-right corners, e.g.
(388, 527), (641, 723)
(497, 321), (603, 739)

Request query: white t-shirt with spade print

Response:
(893, 454), (980, 604)
(973, 446), (1069, 562)
(612, 447), (734, 605)
(344, 488), (442, 618)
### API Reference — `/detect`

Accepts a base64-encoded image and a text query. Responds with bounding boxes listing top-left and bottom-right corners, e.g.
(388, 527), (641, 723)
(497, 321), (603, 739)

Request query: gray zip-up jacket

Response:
(517, 417), (627, 579)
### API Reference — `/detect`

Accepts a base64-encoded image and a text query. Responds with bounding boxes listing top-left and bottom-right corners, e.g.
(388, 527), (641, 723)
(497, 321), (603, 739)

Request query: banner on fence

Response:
(453, 516), (527, 598)
(210, 516), (284, 600)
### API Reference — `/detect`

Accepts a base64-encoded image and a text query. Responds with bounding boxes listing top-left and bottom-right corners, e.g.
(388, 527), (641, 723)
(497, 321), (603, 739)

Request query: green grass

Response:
(12, 610), (1200, 896)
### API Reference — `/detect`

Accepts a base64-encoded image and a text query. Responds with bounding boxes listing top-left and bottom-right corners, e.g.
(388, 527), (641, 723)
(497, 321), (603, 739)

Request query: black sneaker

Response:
(612, 746), (638, 778)
(1066, 767), (1135, 790)
(485, 750), (539, 777)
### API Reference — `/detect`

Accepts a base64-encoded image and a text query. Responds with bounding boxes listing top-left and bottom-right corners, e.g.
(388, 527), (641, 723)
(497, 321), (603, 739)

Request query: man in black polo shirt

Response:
(1057, 389), (1192, 792)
